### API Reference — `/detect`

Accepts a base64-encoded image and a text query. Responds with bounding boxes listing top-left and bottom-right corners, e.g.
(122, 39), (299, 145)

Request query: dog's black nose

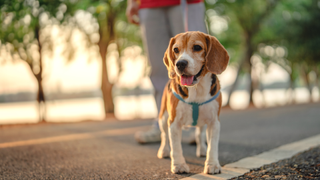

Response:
(176, 60), (188, 71)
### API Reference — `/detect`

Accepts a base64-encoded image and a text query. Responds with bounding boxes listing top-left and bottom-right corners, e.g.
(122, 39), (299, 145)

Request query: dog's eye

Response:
(193, 45), (202, 51)
(173, 48), (179, 53)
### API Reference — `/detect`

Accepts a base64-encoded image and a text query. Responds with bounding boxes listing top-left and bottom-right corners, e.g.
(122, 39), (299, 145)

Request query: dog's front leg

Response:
(169, 122), (190, 174)
(204, 116), (221, 174)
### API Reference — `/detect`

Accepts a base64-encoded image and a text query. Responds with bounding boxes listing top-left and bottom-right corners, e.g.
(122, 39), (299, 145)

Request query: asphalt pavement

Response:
(231, 145), (320, 180)
(0, 102), (320, 179)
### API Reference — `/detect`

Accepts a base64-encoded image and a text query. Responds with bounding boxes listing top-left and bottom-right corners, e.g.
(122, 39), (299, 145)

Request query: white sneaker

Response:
(135, 125), (161, 144)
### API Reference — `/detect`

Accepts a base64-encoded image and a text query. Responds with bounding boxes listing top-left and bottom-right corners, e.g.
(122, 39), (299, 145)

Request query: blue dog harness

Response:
(172, 90), (221, 126)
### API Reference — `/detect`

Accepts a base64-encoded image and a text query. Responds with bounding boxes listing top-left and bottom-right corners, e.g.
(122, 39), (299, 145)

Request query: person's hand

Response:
(126, 0), (140, 25)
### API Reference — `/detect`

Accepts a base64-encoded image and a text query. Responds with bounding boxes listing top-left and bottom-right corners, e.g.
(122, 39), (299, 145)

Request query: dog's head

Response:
(163, 31), (229, 86)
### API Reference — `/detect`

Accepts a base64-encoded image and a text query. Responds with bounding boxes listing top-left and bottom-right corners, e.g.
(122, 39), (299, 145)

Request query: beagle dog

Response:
(157, 31), (229, 174)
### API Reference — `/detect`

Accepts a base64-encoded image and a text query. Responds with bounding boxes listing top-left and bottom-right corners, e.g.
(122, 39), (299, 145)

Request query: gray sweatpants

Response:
(139, 2), (207, 112)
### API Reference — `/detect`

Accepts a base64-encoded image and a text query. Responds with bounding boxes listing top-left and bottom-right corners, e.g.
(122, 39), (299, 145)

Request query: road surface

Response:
(1, 103), (320, 179)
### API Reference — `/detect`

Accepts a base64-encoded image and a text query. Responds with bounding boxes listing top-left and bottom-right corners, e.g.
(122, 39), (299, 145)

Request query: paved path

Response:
(1, 103), (320, 179)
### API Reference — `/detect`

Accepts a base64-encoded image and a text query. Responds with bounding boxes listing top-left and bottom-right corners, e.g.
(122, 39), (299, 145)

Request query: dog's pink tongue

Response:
(181, 75), (194, 86)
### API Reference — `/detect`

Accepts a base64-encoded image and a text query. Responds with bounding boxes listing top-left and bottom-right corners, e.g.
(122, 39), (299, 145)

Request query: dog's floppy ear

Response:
(205, 35), (229, 74)
(163, 37), (176, 79)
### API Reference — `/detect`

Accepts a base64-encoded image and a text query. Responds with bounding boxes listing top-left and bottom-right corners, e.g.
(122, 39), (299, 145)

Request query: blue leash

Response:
(172, 90), (220, 126)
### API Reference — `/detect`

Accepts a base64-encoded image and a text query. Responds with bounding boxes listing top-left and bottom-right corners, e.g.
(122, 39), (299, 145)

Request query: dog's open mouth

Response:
(181, 75), (194, 86)
(180, 66), (204, 86)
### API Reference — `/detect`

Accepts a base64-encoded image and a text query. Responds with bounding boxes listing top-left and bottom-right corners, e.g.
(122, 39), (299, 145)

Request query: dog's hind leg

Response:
(157, 111), (170, 159)
(196, 125), (207, 157)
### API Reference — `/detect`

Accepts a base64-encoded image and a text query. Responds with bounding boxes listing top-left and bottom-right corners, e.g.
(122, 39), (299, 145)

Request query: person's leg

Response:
(139, 7), (181, 112)
(187, 2), (207, 33)
(135, 7), (182, 143)
(166, 6), (185, 37)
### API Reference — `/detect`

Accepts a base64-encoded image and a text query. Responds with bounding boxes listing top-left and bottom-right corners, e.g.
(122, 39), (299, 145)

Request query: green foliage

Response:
(205, 0), (281, 65)
(258, 0), (320, 78)
(0, 0), (78, 63)
(0, 0), (142, 66)
(205, 0), (244, 64)
(68, 0), (142, 51)
(283, 0), (320, 65)
(206, 0), (319, 70)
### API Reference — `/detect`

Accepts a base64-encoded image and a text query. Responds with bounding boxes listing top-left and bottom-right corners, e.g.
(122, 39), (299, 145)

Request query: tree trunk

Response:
(35, 74), (46, 122)
(98, 29), (114, 116)
(226, 55), (246, 106)
(100, 47), (114, 115)
(226, 34), (256, 107)
(314, 67), (320, 101)
(288, 70), (296, 104)
(301, 66), (313, 102)
(258, 71), (266, 108)
(245, 35), (255, 106)
(35, 25), (46, 122)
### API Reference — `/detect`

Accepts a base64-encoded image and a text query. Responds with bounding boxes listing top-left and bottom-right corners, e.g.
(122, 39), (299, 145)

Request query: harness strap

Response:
(172, 90), (220, 126)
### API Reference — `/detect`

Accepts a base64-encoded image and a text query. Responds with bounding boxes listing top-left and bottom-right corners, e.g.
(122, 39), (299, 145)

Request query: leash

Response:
(172, 90), (220, 126)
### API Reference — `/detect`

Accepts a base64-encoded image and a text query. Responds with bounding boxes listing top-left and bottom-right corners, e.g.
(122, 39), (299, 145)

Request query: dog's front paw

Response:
(171, 163), (190, 174)
(157, 147), (170, 159)
(204, 162), (221, 174)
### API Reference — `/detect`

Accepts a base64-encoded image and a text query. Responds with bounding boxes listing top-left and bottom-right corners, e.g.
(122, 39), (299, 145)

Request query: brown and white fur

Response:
(157, 31), (229, 174)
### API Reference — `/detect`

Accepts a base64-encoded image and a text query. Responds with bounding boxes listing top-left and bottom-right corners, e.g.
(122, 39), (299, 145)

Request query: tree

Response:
(0, 0), (75, 121)
(69, 0), (142, 117)
(282, 0), (320, 102)
(205, 0), (281, 106)
(259, 0), (320, 102)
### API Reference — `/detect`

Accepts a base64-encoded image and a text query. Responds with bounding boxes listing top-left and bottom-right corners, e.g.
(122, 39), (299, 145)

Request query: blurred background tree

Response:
(0, 0), (142, 120)
(0, 0), (75, 121)
(280, 0), (320, 102)
(67, 0), (142, 117)
(205, 0), (320, 106)
(249, 0), (320, 103)
(206, 0), (282, 107)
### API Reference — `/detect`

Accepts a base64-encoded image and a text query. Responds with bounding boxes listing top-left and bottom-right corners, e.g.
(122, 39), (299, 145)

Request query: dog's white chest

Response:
(175, 99), (219, 126)
(174, 73), (219, 126)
